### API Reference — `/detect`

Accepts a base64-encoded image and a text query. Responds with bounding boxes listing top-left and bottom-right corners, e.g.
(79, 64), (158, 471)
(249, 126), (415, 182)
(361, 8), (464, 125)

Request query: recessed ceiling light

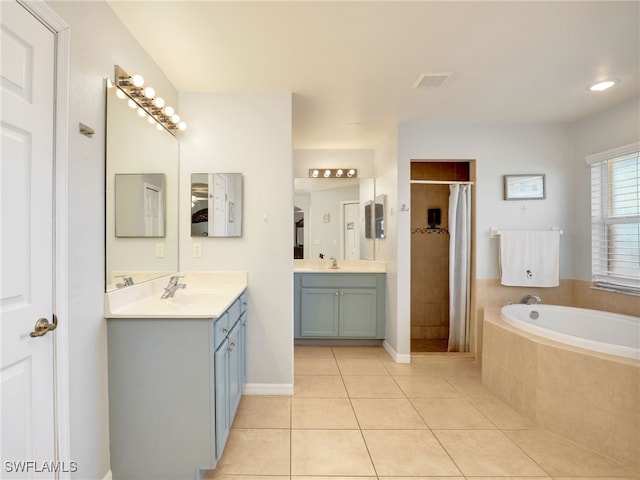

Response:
(588, 80), (618, 92)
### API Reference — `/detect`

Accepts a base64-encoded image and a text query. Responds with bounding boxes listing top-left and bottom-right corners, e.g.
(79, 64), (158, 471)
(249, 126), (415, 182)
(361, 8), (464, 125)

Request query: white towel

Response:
(499, 231), (560, 287)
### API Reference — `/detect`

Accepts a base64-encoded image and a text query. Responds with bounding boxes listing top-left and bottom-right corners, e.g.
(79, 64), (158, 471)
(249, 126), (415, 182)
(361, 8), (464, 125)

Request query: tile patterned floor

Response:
(207, 346), (638, 479)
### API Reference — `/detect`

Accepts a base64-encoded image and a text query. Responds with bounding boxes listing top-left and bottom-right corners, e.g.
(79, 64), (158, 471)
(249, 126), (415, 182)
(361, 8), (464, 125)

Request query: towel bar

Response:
(490, 227), (563, 238)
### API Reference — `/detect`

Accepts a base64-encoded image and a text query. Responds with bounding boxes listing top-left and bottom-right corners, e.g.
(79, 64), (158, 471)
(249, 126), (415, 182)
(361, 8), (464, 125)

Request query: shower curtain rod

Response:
(410, 180), (474, 185)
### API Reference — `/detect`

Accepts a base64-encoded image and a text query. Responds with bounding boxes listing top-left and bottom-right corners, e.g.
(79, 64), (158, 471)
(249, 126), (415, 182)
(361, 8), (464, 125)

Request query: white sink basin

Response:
(293, 259), (386, 273)
(105, 272), (247, 319)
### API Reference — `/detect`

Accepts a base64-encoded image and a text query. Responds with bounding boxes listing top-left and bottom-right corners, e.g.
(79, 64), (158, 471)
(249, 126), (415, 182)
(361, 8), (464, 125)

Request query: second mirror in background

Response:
(191, 173), (243, 237)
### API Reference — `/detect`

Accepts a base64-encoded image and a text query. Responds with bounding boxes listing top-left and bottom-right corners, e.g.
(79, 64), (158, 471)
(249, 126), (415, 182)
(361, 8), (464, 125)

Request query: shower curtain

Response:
(448, 184), (471, 352)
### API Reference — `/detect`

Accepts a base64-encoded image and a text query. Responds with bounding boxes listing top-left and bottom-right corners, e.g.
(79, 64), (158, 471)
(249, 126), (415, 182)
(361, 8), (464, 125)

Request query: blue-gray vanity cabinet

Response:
(107, 290), (247, 480)
(294, 273), (385, 339)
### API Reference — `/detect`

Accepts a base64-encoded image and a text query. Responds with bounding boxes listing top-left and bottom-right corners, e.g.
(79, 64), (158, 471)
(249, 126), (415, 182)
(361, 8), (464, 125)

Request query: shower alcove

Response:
(410, 161), (476, 353)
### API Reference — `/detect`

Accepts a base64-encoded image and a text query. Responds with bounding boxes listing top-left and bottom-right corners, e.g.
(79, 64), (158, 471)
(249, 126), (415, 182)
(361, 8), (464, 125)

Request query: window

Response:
(587, 143), (640, 295)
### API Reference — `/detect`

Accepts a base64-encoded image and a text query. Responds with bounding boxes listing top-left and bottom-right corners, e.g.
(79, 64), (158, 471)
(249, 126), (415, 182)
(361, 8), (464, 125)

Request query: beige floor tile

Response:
(351, 398), (427, 429)
(332, 346), (386, 358)
(393, 375), (462, 398)
(470, 397), (535, 429)
(465, 477), (551, 480)
(380, 358), (432, 376)
(293, 477), (377, 480)
(363, 429), (462, 476)
(294, 357), (340, 375)
(294, 345), (335, 358)
(215, 429), (290, 475)
(292, 397), (359, 429)
(206, 476), (290, 480)
(434, 430), (547, 476)
(380, 478), (464, 480)
(552, 477), (639, 480)
(505, 429), (634, 477)
(445, 375), (496, 397)
(412, 398), (496, 429)
(291, 429), (376, 476)
(231, 396), (291, 429)
(337, 358), (389, 375)
(343, 375), (405, 398)
(294, 375), (347, 398)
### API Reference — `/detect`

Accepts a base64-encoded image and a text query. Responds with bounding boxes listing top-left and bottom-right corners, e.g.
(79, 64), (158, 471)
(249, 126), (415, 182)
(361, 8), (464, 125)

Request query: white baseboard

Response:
(102, 470), (113, 480)
(383, 340), (411, 364)
(243, 383), (294, 396)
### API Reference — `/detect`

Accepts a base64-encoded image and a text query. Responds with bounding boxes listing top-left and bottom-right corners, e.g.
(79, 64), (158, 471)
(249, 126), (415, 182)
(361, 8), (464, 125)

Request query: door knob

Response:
(30, 315), (58, 338)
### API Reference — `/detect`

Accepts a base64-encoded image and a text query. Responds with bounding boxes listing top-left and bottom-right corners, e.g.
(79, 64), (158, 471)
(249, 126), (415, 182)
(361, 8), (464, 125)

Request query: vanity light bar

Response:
(114, 65), (186, 135)
(309, 168), (357, 178)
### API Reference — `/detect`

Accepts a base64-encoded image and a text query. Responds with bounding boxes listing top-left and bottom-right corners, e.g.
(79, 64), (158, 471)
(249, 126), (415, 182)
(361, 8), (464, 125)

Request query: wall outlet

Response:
(193, 243), (202, 258)
(155, 243), (165, 258)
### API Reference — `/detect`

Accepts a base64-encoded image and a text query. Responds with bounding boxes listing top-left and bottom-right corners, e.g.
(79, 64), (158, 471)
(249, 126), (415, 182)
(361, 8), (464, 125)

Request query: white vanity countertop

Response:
(104, 271), (247, 319)
(294, 259), (386, 273)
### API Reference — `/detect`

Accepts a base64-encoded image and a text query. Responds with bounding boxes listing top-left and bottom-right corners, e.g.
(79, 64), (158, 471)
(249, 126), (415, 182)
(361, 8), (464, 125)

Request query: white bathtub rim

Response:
(488, 307), (640, 364)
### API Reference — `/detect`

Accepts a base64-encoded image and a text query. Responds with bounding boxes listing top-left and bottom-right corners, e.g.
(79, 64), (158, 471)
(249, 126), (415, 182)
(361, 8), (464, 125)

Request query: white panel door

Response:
(1, 1), (56, 476)
(343, 202), (359, 259)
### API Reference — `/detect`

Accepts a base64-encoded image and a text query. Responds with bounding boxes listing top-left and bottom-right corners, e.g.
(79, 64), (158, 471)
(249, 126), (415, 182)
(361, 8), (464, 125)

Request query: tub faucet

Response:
(520, 294), (541, 305)
(161, 275), (186, 299)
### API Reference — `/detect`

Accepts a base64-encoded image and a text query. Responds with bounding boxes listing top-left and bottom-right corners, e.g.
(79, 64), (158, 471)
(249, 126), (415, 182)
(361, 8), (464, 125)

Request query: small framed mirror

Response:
(114, 173), (166, 237)
(191, 173), (243, 237)
(503, 174), (546, 200)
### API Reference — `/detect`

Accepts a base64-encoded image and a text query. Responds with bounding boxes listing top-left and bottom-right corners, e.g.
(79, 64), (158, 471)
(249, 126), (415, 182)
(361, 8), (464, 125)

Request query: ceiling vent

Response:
(413, 72), (452, 89)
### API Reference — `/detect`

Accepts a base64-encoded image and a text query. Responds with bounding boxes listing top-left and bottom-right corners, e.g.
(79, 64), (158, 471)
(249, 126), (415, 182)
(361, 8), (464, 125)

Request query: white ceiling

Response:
(108, 1), (639, 149)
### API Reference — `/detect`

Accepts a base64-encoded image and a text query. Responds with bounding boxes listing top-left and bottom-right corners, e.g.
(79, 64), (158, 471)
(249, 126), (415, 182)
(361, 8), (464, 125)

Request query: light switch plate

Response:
(193, 243), (202, 258)
(155, 243), (165, 258)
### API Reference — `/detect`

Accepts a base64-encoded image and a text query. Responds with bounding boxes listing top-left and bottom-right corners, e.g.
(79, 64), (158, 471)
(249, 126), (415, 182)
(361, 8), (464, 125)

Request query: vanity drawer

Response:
(227, 297), (241, 326)
(214, 311), (230, 349)
(239, 291), (247, 315)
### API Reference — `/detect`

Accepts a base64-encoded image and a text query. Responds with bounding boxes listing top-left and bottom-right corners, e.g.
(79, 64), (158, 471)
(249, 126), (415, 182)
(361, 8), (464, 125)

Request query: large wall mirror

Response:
(191, 173), (243, 237)
(294, 177), (375, 260)
(105, 84), (179, 291)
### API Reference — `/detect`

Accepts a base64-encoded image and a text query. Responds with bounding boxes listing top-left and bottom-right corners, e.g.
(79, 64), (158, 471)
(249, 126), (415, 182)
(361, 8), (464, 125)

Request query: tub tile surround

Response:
(482, 310), (640, 474)
(206, 346), (637, 479)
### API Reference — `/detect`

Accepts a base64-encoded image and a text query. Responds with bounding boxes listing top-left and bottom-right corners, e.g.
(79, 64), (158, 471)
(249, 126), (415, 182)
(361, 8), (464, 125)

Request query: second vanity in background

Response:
(294, 260), (386, 342)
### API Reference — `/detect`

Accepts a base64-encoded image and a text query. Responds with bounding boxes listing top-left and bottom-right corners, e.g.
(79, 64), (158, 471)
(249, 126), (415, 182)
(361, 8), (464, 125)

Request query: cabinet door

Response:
(239, 312), (247, 386)
(339, 288), (377, 337)
(214, 339), (229, 460)
(228, 321), (243, 421)
(300, 288), (339, 336)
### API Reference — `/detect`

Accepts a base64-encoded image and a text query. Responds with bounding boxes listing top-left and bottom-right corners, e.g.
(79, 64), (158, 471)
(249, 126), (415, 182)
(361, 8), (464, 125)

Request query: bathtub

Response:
(500, 304), (640, 360)
(482, 304), (640, 474)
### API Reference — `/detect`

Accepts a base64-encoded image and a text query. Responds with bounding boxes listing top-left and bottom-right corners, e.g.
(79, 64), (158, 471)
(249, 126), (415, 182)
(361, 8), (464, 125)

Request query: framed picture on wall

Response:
(503, 174), (546, 200)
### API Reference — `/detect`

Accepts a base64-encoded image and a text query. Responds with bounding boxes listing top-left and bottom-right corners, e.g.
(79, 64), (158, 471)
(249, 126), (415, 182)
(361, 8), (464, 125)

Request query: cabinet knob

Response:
(223, 327), (228, 333)
(335, 292), (339, 296)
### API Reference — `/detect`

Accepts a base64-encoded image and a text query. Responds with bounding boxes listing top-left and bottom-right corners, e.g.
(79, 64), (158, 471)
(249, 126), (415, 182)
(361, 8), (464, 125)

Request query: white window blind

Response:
(590, 147), (640, 294)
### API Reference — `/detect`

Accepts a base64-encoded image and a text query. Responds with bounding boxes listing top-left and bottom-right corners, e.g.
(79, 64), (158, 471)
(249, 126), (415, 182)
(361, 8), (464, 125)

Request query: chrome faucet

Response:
(161, 275), (186, 299)
(329, 257), (339, 269)
(115, 275), (134, 288)
(520, 294), (541, 305)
